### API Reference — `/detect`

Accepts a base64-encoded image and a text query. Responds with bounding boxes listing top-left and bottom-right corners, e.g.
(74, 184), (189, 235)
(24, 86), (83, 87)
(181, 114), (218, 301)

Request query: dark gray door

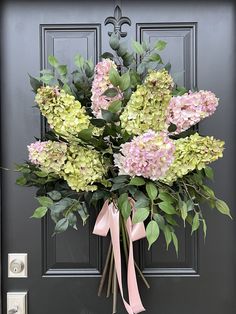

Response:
(1, 1), (235, 313)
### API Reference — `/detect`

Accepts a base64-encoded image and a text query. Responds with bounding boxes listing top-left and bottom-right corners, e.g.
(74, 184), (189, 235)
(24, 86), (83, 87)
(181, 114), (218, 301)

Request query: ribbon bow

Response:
(93, 199), (146, 314)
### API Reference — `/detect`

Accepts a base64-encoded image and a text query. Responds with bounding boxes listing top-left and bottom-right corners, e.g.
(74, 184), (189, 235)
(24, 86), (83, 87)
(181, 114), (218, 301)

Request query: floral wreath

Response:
(16, 33), (231, 314)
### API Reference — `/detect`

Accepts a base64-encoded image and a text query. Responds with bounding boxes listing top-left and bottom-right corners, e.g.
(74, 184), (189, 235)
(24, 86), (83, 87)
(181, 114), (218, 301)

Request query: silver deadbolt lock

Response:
(8, 253), (28, 278)
(10, 259), (24, 274)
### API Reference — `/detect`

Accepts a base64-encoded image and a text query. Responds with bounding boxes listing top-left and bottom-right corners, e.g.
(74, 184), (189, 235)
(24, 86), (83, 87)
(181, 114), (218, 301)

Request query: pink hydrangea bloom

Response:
(91, 59), (123, 118)
(114, 130), (175, 180)
(28, 141), (47, 165)
(166, 90), (219, 134)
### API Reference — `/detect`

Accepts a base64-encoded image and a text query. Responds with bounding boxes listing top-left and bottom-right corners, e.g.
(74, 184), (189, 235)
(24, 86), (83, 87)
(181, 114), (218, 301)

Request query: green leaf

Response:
(158, 202), (176, 215)
(168, 123), (177, 133)
(57, 65), (67, 76)
(47, 191), (62, 201)
(50, 198), (74, 214)
(158, 191), (175, 204)
(90, 118), (106, 127)
(132, 207), (149, 224)
(109, 67), (120, 87)
(108, 100), (122, 113)
(146, 182), (158, 201)
(202, 219), (207, 240)
(204, 166), (214, 180)
(101, 52), (114, 59)
(117, 44), (127, 57)
(165, 215), (178, 226)
(118, 193), (131, 220)
(109, 32), (120, 50)
(132, 40), (145, 54)
(179, 200), (188, 225)
(129, 177), (145, 186)
(48, 55), (59, 67)
(54, 218), (69, 234)
(202, 185), (215, 198)
(16, 176), (27, 186)
(111, 175), (129, 184)
(146, 220), (160, 249)
(101, 109), (117, 122)
(34, 170), (48, 177)
(37, 196), (53, 207)
(191, 212), (200, 234)
(215, 199), (232, 218)
(155, 40), (167, 51)
(122, 53), (133, 67)
(164, 62), (171, 72)
(148, 53), (163, 63)
(135, 192), (150, 208)
(78, 202), (89, 226)
(74, 54), (85, 68)
(67, 212), (77, 229)
(153, 213), (165, 231)
(102, 87), (118, 97)
(163, 225), (172, 249)
(28, 74), (42, 93)
(77, 128), (93, 141)
(172, 232), (178, 256)
(31, 206), (48, 218)
(119, 72), (131, 91)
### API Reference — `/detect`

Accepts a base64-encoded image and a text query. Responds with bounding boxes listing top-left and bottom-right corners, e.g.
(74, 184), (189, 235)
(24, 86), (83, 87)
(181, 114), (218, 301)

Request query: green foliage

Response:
(146, 182), (158, 201)
(132, 207), (149, 224)
(118, 193), (131, 220)
(146, 220), (160, 249)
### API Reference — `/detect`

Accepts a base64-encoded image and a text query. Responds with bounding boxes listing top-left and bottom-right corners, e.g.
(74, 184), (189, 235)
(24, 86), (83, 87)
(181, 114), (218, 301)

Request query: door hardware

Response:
(8, 254), (28, 278)
(7, 292), (27, 314)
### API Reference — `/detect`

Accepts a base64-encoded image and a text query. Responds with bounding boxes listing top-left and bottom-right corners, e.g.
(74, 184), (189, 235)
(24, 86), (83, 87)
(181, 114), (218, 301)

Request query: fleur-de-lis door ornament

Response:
(105, 5), (131, 38)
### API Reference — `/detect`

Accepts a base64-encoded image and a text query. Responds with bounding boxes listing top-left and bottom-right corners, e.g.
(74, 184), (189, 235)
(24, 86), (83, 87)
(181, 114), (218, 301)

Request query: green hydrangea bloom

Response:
(63, 145), (107, 192)
(29, 140), (68, 174)
(35, 86), (91, 140)
(120, 69), (174, 135)
(160, 133), (224, 184)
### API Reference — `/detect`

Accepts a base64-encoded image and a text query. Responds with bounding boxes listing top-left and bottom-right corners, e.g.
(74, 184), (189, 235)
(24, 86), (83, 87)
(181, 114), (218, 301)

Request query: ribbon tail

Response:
(126, 218), (146, 314)
(93, 200), (110, 237)
(109, 203), (136, 314)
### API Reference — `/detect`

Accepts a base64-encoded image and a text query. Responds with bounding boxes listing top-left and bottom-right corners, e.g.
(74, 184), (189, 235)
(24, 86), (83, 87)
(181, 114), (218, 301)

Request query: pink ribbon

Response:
(93, 199), (146, 314)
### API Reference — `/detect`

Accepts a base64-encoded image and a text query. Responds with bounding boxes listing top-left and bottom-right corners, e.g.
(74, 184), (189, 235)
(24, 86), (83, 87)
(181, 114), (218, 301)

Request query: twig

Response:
(112, 268), (117, 314)
(122, 216), (150, 289)
(98, 242), (112, 296)
(106, 250), (114, 298)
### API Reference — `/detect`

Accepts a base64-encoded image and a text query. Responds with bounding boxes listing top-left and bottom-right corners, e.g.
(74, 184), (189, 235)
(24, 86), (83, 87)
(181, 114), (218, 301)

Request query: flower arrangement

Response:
(16, 33), (231, 314)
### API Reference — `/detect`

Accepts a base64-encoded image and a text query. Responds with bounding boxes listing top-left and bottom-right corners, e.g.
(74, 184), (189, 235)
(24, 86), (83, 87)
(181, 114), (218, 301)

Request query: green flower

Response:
(63, 145), (107, 192)
(120, 69), (174, 135)
(35, 86), (91, 140)
(160, 133), (224, 184)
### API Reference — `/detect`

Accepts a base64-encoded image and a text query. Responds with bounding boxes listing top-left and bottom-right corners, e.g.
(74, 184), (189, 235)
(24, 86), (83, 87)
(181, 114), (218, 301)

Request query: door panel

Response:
(1, 1), (235, 313)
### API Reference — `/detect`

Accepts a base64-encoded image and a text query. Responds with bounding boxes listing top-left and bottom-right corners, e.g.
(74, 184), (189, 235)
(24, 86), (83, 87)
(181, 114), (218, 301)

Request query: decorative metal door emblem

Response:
(105, 5), (131, 38)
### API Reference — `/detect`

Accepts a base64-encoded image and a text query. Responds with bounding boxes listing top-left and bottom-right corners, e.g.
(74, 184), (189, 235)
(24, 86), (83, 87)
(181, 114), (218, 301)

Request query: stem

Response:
(98, 242), (112, 296)
(112, 268), (117, 314)
(106, 250), (114, 298)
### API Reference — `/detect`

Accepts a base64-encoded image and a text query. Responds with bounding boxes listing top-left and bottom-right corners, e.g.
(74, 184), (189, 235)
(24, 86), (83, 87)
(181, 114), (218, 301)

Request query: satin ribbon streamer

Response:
(93, 199), (146, 314)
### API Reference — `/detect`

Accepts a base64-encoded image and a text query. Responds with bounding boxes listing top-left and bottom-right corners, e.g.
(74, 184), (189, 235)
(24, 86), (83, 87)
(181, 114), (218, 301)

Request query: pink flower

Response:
(91, 59), (123, 118)
(114, 130), (175, 180)
(166, 90), (219, 134)
(28, 141), (47, 165)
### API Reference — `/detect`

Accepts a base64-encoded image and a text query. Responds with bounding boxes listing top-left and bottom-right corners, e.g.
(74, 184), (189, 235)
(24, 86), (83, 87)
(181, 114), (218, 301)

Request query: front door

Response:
(1, 1), (235, 313)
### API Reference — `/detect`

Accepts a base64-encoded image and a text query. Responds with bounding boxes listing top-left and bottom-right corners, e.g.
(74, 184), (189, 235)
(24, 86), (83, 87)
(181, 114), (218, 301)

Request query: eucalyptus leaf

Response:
(132, 40), (144, 55)
(215, 199), (232, 218)
(109, 67), (120, 86)
(102, 88), (118, 97)
(47, 190), (62, 201)
(119, 72), (131, 91)
(191, 212), (200, 234)
(109, 32), (120, 50)
(108, 100), (122, 113)
(48, 55), (59, 67)
(155, 40), (167, 51)
(54, 218), (69, 234)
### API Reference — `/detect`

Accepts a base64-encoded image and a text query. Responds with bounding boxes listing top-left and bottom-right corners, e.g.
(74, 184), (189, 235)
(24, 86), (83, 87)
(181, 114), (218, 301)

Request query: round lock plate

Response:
(10, 259), (24, 274)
